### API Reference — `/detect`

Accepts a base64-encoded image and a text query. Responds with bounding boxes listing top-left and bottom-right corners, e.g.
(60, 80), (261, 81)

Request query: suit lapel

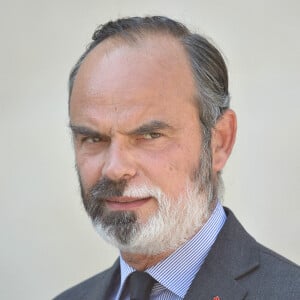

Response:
(184, 208), (259, 300)
(184, 257), (248, 300)
(87, 259), (120, 300)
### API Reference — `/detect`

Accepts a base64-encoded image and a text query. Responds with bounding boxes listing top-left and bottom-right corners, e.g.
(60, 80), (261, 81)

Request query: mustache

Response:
(87, 177), (127, 202)
(81, 177), (127, 222)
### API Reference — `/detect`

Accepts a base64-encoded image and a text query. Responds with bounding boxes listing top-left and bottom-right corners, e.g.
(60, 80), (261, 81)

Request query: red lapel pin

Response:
(213, 297), (220, 300)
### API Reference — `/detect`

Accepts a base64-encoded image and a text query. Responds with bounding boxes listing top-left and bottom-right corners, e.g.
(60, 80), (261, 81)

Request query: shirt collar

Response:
(118, 201), (226, 298)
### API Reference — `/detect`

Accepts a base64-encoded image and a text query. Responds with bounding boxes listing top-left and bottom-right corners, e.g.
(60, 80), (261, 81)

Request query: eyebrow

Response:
(69, 120), (173, 137)
(69, 124), (101, 136)
(128, 120), (173, 135)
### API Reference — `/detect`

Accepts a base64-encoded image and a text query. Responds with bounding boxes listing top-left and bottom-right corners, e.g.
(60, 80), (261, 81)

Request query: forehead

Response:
(70, 34), (198, 126)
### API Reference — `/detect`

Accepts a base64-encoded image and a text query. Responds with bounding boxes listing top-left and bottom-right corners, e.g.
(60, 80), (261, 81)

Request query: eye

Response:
(81, 136), (101, 143)
(142, 132), (162, 140)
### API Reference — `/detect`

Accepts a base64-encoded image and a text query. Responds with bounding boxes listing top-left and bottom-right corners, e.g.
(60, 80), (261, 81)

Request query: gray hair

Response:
(69, 16), (230, 201)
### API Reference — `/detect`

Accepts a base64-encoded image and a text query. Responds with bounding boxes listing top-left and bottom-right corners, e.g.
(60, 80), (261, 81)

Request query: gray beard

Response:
(97, 210), (137, 245)
(92, 180), (213, 255)
(80, 177), (137, 245)
(79, 145), (217, 254)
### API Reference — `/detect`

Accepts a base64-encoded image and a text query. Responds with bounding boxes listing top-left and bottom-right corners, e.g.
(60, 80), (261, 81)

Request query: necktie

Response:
(128, 271), (156, 300)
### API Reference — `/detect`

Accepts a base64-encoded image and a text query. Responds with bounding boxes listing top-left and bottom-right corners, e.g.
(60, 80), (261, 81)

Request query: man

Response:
(55, 16), (299, 299)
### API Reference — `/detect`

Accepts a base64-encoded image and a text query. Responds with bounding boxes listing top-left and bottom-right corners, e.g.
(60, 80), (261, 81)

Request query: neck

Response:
(120, 250), (173, 271)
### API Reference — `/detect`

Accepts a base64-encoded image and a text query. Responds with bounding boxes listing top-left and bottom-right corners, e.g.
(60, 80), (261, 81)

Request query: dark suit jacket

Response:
(54, 208), (300, 299)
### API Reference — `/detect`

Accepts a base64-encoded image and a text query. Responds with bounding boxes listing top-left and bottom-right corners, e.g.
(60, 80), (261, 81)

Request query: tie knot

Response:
(129, 271), (156, 300)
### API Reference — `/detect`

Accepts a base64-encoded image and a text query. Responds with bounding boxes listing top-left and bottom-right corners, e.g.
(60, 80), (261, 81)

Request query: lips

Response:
(105, 196), (152, 210)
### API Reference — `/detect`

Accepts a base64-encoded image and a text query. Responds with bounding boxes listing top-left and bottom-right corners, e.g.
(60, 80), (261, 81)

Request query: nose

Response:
(101, 140), (137, 181)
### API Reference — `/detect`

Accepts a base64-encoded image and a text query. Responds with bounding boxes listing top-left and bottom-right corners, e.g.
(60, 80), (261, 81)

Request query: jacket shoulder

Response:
(250, 244), (300, 297)
(53, 261), (120, 300)
(216, 208), (300, 298)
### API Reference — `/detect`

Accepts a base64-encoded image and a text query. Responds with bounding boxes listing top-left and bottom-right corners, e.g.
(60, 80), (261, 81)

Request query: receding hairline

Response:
(68, 17), (191, 98)
(68, 16), (230, 134)
(70, 30), (199, 104)
(74, 29), (191, 74)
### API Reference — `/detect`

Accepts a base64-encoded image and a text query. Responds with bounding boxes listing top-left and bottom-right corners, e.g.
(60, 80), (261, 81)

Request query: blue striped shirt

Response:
(113, 202), (226, 299)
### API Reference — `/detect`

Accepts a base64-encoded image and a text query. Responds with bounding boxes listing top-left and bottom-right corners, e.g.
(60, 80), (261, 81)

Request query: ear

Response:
(211, 109), (237, 173)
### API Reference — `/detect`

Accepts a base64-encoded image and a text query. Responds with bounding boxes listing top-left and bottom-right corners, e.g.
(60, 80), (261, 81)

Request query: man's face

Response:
(70, 35), (213, 253)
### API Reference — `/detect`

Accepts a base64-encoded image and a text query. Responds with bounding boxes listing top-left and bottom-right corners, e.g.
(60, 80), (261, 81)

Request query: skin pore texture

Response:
(70, 34), (237, 270)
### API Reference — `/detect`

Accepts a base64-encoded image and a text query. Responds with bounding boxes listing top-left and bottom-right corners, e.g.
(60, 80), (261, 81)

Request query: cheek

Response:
(76, 152), (103, 189)
(140, 143), (200, 195)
